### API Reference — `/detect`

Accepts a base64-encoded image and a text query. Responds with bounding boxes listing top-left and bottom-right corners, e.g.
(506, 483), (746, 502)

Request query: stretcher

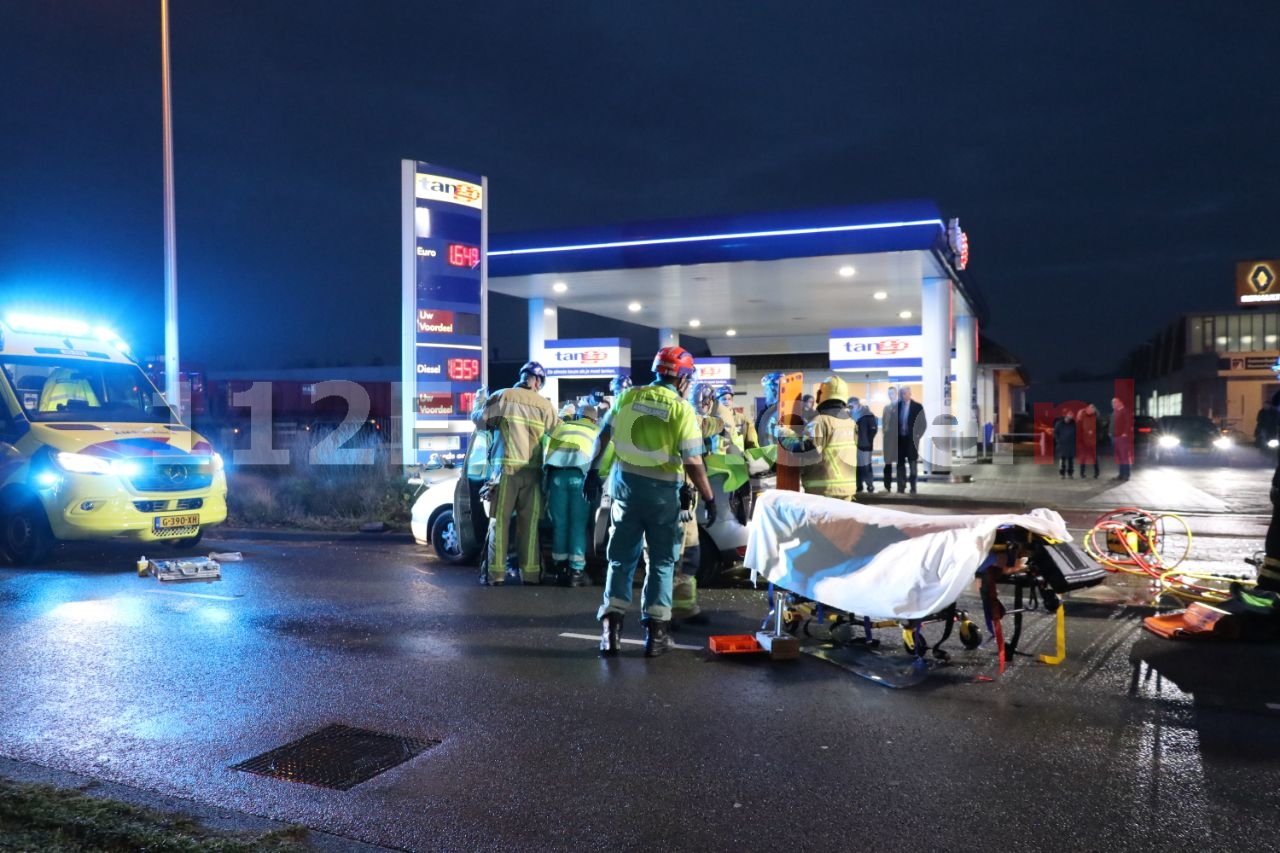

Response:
(743, 490), (1106, 685)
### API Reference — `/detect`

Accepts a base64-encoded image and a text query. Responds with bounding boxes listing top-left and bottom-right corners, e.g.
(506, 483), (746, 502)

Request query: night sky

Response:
(3, 2), (1277, 392)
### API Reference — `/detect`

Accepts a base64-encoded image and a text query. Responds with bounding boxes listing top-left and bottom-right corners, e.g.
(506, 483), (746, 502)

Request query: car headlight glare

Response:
(54, 451), (112, 474)
(54, 452), (138, 476)
(1157, 435), (1180, 448)
(1269, 439), (1279, 449)
(1213, 436), (1232, 450)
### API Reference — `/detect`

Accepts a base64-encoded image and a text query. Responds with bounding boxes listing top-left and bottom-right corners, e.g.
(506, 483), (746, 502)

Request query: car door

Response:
(453, 431), (490, 561)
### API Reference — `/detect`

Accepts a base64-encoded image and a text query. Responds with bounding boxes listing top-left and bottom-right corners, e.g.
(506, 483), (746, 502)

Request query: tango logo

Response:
(415, 173), (483, 209)
(556, 349), (610, 364)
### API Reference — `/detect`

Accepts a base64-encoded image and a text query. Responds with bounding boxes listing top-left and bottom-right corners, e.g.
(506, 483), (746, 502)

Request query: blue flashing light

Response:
(489, 218), (944, 257)
(3, 312), (132, 354)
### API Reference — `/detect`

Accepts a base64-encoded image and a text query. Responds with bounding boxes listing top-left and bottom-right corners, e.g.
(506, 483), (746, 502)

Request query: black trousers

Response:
(895, 439), (918, 491)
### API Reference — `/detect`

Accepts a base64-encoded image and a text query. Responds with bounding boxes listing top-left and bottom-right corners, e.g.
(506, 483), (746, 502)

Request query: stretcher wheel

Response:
(829, 622), (854, 646)
(958, 619), (983, 650)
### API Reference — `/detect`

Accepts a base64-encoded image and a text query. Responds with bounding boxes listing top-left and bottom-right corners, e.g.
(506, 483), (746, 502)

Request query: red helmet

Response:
(652, 345), (696, 379)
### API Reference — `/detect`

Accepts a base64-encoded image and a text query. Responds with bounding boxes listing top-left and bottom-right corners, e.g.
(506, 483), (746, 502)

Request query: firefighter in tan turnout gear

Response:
(471, 361), (561, 585)
(778, 375), (859, 500)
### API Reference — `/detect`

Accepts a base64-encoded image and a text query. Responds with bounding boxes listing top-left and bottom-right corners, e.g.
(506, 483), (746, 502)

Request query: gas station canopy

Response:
(489, 199), (984, 356)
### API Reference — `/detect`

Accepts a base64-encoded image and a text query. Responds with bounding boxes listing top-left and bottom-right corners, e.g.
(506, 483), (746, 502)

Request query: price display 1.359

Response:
(447, 358), (481, 381)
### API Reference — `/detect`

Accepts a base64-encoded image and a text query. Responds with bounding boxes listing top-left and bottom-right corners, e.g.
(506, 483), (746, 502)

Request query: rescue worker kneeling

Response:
(543, 403), (600, 587)
(585, 346), (716, 658)
(777, 376), (858, 500)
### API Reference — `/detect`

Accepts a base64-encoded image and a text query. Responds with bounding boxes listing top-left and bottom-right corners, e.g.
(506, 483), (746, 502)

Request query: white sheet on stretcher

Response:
(747, 490), (1071, 620)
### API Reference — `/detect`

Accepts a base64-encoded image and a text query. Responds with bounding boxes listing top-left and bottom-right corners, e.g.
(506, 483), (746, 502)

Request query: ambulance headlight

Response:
(1157, 435), (1180, 448)
(53, 452), (138, 476)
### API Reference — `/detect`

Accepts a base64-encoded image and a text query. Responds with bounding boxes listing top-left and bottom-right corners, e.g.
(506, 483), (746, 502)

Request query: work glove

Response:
(583, 469), (604, 505)
(703, 496), (717, 526)
(679, 483), (697, 523)
(478, 480), (496, 502)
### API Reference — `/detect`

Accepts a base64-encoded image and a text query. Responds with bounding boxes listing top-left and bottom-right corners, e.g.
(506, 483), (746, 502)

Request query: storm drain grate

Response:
(230, 723), (441, 790)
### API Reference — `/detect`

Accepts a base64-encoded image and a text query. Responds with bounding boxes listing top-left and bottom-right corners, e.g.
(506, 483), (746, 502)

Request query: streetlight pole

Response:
(161, 0), (182, 422)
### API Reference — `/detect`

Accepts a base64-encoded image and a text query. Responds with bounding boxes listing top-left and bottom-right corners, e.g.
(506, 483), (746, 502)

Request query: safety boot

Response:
(644, 619), (674, 658)
(567, 570), (589, 588)
(600, 612), (623, 656)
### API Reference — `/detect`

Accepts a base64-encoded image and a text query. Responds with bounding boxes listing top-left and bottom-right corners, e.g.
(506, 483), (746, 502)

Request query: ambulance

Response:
(0, 313), (227, 564)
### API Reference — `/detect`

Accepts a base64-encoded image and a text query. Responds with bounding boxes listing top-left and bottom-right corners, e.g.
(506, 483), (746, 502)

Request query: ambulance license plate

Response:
(154, 514), (200, 536)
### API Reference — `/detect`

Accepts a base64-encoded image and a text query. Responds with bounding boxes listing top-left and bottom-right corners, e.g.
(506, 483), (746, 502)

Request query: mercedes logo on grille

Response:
(162, 465), (189, 486)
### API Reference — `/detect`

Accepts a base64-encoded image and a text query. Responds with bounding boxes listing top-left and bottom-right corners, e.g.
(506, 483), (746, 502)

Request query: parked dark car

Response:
(1151, 415), (1235, 463)
(1133, 415), (1158, 458)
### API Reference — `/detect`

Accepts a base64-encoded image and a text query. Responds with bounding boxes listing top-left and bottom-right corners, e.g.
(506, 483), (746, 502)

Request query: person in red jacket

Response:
(1076, 403), (1100, 479)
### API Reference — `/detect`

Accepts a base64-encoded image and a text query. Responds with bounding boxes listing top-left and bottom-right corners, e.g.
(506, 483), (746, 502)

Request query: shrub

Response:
(225, 430), (412, 530)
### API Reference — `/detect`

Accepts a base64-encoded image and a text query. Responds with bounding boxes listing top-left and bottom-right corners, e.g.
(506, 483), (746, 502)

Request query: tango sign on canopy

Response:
(541, 338), (631, 378)
(829, 326), (924, 371)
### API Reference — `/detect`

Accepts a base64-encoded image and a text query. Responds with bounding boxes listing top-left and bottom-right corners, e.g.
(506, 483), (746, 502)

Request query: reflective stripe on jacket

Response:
(801, 409), (859, 497)
(544, 418), (599, 474)
(475, 385), (560, 472)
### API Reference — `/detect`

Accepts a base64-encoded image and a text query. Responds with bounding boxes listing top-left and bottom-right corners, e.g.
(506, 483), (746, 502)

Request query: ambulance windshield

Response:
(2, 356), (172, 424)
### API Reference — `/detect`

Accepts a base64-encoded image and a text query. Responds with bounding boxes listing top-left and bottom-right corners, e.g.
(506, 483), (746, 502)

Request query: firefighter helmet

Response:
(816, 376), (848, 406)
(519, 361), (546, 383)
(714, 385), (735, 401)
(652, 346), (696, 380)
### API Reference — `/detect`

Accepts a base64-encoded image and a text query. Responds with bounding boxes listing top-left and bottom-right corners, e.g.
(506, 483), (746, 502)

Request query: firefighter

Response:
(778, 376), (858, 500)
(471, 361), (561, 586)
(714, 385), (759, 451)
(585, 346), (715, 657)
(543, 403), (601, 587)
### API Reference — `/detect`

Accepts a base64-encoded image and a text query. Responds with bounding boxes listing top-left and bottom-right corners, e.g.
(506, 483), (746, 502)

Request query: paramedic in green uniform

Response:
(542, 403), (600, 587)
(585, 346), (715, 657)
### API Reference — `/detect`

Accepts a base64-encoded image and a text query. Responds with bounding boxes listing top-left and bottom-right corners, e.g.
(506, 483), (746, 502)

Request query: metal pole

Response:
(161, 0), (181, 422)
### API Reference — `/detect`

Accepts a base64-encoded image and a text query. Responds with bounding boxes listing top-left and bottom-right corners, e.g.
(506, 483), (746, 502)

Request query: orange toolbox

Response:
(708, 634), (765, 654)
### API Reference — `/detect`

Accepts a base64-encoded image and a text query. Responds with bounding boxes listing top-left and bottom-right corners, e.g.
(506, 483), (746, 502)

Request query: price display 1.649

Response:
(447, 243), (480, 269)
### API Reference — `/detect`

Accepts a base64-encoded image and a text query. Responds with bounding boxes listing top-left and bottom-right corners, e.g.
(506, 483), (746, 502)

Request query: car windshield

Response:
(2, 355), (171, 424)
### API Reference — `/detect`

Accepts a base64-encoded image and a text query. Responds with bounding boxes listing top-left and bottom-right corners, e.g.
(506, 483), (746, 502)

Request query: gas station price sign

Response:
(401, 160), (486, 465)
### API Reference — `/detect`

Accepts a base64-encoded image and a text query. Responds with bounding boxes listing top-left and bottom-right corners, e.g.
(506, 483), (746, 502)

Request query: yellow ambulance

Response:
(0, 313), (227, 564)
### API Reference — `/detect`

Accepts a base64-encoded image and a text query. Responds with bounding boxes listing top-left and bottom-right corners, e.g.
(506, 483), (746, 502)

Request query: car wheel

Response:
(430, 509), (467, 564)
(168, 529), (205, 550)
(695, 528), (721, 587)
(1, 501), (55, 565)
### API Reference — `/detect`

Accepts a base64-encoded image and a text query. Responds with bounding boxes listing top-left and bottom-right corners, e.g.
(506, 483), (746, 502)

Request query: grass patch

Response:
(0, 778), (310, 852)
(225, 432), (419, 531)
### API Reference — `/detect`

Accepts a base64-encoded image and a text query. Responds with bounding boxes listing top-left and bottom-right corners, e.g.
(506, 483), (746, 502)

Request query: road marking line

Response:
(144, 589), (241, 601)
(558, 632), (702, 651)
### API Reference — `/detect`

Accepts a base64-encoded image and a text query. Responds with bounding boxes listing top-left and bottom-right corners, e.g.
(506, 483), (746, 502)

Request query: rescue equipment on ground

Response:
(1084, 507), (1251, 605)
(1142, 557), (1280, 640)
(137, 554), (222, 582)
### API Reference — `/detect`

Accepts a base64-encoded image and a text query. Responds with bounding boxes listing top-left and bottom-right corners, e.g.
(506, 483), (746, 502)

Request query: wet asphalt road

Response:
(3, 524), (1280, 853)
